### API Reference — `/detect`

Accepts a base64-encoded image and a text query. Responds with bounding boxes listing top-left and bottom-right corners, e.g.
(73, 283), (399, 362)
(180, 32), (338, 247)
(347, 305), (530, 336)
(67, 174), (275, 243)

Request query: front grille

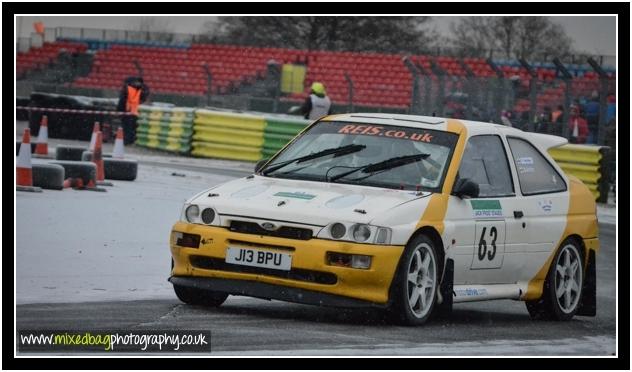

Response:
(229, 220), (313, 240)
(190, 256), (337, 285)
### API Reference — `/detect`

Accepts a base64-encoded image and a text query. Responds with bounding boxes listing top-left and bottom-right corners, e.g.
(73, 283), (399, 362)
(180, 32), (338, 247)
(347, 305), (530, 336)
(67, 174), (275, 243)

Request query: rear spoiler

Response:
(527, 133), (568, 151)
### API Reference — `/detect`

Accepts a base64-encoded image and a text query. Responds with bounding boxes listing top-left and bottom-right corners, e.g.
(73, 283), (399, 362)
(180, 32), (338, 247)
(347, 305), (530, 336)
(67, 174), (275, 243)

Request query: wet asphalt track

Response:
(16, 224), (617, 356)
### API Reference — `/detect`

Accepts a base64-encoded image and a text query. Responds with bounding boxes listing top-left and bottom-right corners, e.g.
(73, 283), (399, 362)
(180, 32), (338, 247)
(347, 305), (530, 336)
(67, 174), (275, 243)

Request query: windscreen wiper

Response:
(329, 153), (430, 182)
(262, 144), (366, 175)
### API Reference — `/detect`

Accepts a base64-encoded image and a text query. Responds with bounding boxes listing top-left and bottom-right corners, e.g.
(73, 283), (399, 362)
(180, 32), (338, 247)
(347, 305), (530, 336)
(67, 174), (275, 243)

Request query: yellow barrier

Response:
(549, 144), (609, 202)
(191, 141), (261, 162)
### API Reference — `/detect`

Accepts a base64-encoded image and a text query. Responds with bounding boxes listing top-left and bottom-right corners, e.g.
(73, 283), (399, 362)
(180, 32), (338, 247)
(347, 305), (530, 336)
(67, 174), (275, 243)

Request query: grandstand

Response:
(17, 38), (616, 118)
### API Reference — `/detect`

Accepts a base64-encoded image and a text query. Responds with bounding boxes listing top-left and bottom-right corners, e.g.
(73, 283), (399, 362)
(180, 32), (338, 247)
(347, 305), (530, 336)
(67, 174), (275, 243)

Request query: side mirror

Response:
(452, 178), (479, 199)
(255, 158), (269, 173)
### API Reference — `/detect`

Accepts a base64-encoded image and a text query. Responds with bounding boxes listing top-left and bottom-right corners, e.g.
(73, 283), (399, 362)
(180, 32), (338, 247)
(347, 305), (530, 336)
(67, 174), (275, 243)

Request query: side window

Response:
(458, 135), (514, 197)
(507, 137), (567, 195)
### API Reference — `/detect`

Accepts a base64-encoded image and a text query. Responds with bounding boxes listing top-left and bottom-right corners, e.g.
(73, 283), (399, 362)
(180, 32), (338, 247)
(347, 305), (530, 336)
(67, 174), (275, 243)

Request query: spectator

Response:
(117, 76), (150, 145)
(567, 104), (589, 144)
(551, 105), (564, 123)
(606, 94), (616, 124)
(299, 82), (332, 120)
(535, 106), (552, 134)
(584, 91), (600, 143)
(550, 105), (564, 136)
(500, 110), (513, 127)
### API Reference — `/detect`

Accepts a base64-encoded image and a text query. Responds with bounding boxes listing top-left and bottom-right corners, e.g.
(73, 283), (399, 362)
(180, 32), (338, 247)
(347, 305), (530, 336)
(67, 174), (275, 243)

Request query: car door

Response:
(446, 134), (517, 285)
(503, 136), (569, 286)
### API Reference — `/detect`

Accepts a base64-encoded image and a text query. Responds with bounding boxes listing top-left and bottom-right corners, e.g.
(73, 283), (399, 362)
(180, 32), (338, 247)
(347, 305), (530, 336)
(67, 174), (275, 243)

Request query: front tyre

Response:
(389, 235), (440, 325)
(173, 284), (228, 307)
(526, 238), (583, 320)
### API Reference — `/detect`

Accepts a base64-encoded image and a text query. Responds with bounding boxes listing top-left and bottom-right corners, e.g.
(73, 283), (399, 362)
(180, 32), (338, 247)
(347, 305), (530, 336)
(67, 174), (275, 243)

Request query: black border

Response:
(5, 2), (629, 370)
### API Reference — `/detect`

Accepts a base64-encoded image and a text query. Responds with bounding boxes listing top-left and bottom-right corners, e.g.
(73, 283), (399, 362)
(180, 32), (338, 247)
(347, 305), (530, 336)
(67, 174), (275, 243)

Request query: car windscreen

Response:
(261, 121), (459, 192)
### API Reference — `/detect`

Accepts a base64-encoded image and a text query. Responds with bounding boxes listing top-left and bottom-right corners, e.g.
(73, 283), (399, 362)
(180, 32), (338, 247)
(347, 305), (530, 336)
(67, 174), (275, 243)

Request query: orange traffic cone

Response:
(112, 127), (125, 159)
(17, 128), (33, 186)
(17, 128), (42, 192)
(93, 131), (105, 182)
(89, 121), (100, 151)
(35, 115), (49, 155)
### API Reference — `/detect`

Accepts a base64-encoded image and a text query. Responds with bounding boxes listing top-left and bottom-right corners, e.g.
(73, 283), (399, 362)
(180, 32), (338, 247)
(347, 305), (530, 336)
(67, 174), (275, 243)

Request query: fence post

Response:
(587, 57), (609, 145)
(343, 71), (354, 113)
(430, 58), (446, 117)
(458, 59), (475, 120)
(203, 63), (212, 107)
(133, 60), (143, 78)
(553, 58), (573, 139)
(486, 58), (505, 122)
(519, 58), (537, 131)
(402, 57), (421, 115)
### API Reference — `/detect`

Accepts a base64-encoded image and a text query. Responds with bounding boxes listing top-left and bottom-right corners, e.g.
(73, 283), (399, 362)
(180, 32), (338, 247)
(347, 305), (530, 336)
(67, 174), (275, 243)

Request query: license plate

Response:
(225, 247), (292, 271)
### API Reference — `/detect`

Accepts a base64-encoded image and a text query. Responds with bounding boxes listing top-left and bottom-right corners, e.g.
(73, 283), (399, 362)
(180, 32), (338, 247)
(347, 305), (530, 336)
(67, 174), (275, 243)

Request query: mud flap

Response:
(435, 258), (454, 317)
(577, 250), (596, 316)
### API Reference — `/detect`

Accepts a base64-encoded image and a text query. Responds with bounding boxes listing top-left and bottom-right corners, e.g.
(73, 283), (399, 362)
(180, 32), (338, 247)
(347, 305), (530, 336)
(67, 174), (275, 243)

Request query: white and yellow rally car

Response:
(169, 114), (599, 325)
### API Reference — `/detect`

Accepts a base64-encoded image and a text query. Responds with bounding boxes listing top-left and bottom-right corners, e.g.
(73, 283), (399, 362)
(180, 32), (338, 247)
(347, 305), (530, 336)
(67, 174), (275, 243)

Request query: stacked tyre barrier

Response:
(136, 106), (194, 154)
(549, 144), (611, 202)
(191, 109), (310, 161)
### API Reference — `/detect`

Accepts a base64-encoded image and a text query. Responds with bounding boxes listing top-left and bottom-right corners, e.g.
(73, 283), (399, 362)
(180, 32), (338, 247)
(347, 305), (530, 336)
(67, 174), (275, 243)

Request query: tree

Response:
(450, 16), (574, 60)
(202, 16), (439, 54)
(136, 17), (174, 42)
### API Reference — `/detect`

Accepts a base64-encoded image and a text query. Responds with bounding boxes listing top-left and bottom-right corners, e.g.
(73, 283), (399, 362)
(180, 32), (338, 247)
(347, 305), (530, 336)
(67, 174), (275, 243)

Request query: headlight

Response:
(351, 224), (371, 242)
(185, 204), (199, 223)
(330, 223), (346, 239)
(319, 223), (391, 245)
(201, 208), (215, 224)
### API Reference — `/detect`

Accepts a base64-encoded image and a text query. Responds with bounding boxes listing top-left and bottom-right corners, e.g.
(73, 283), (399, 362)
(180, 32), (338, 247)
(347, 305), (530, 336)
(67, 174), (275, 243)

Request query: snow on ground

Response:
(16, 164), (238, 305)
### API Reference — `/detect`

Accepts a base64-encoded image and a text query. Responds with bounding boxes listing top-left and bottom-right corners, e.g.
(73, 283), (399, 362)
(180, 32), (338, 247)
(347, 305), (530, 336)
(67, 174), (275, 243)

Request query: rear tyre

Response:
(173, 284), (228, 307)
(388, 235), (440, 325)
(526, 238), (584, 321)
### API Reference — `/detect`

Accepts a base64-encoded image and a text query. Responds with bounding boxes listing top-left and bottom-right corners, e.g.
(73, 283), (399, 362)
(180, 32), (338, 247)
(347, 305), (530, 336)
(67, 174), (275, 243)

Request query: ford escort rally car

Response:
(169, 113), (599, 325)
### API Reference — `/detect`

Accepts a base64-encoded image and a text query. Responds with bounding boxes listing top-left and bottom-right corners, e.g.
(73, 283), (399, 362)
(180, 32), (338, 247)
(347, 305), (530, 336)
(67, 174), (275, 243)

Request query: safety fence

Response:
(191, 110), (311, 161)
(136, 106), (195, 154)
(549, 144), (611, 202)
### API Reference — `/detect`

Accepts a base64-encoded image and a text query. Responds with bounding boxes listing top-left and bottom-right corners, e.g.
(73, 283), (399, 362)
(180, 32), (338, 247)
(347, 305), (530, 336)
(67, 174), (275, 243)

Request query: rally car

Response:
(169, 113), (598, 325)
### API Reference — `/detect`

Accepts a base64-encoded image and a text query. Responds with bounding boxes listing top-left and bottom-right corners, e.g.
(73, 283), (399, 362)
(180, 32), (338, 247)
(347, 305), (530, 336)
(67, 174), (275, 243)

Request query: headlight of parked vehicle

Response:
(318, 222), (392, 244)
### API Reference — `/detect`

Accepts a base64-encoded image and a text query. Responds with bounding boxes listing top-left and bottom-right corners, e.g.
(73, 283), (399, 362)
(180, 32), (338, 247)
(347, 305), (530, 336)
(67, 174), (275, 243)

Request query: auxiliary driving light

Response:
(327, 252), (372, 269)
(330, 223), (346, 239)
(201, 208), (215, 224)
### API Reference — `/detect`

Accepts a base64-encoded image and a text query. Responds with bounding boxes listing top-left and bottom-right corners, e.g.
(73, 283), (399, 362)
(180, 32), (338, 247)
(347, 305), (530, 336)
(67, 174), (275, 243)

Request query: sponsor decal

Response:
(516, 157), (534, 166)
(538, 199), (553, 213)
(470, 200), (503, 217)
(273, 191), (316, 200)
(518, 166), (535, 174)
(336, 124), (434, 143)
(455, 288), (488, 297)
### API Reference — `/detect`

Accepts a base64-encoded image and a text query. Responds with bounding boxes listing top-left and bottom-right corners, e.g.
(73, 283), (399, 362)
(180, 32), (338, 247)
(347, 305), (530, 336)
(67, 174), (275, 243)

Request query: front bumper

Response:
(170, 222), (405, 305)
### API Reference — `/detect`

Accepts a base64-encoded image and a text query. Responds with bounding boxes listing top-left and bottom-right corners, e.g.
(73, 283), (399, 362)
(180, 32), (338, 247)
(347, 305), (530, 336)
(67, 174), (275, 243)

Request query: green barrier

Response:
(136, 132), (191, 153)
(136, 105), (194, 154)
(550, 144), (610, 202)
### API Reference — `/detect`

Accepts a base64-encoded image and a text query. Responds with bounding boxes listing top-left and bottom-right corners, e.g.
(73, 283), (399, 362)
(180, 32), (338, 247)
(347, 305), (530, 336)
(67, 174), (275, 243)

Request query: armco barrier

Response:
(191, 109), (310, 161)
(136, 106), (194, 154)
(549, 144), (611, 202)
